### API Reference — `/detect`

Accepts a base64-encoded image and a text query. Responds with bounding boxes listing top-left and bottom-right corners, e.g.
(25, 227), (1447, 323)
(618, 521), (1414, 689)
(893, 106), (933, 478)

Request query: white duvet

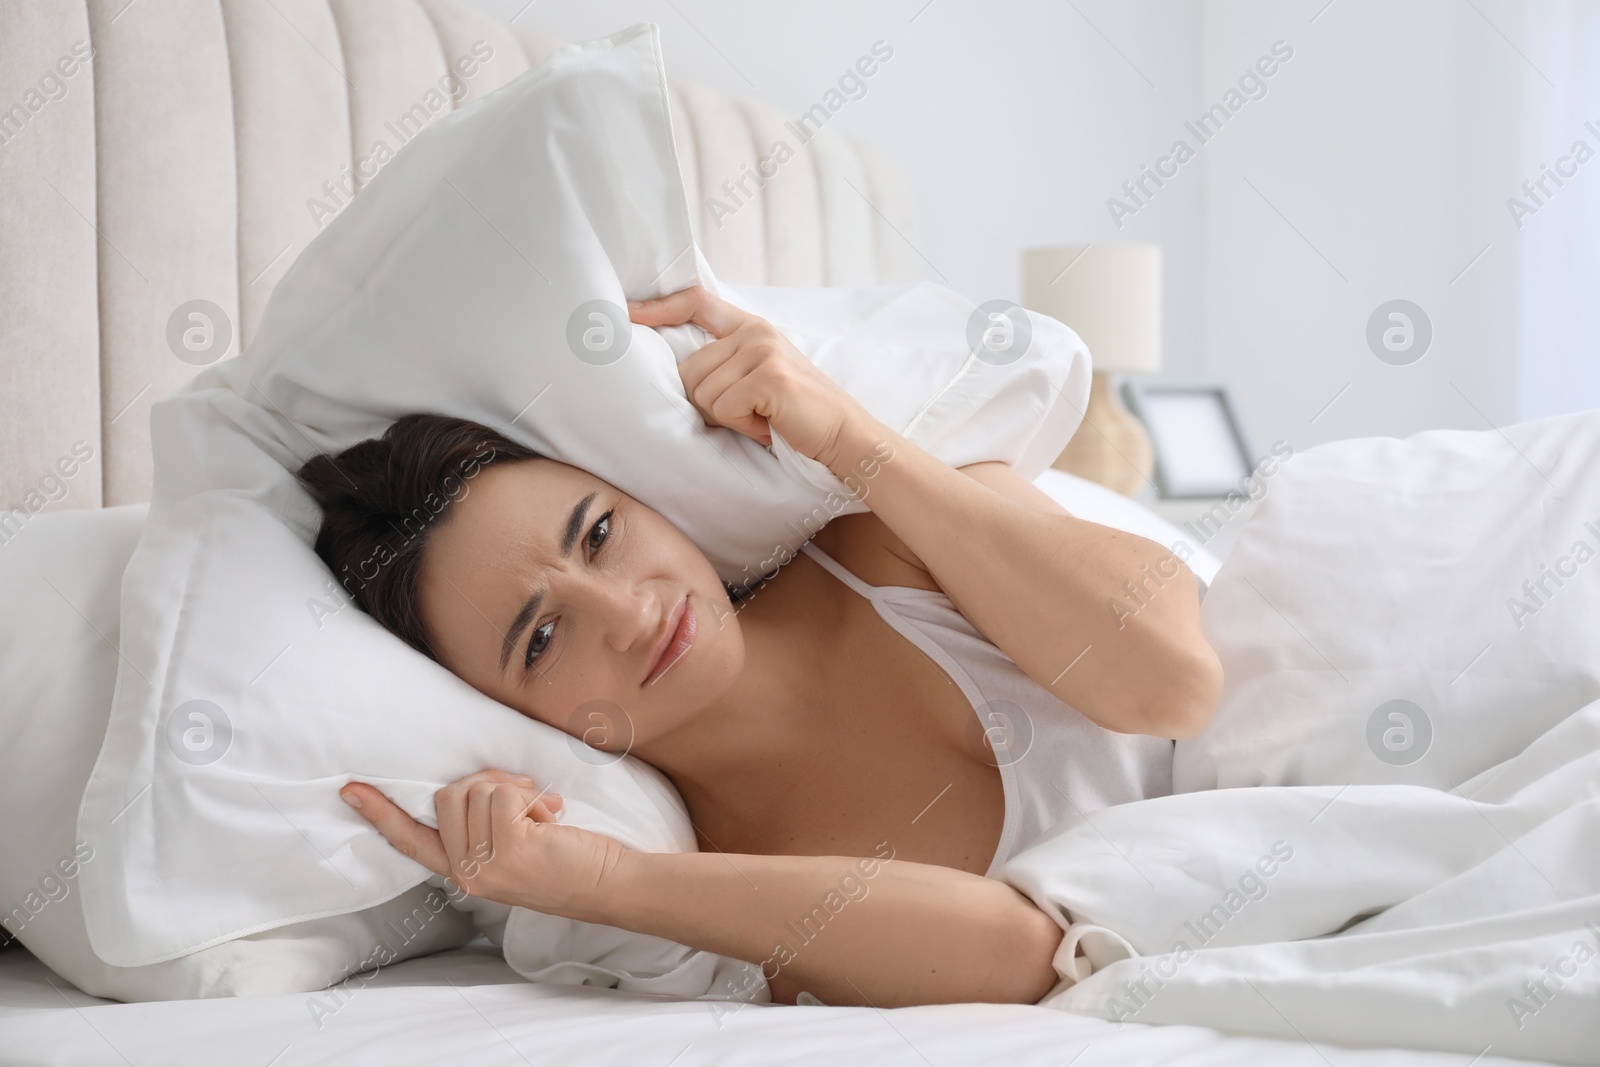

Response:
(997, 408), (1600, 1064)
(487, 410), (1600, 1065)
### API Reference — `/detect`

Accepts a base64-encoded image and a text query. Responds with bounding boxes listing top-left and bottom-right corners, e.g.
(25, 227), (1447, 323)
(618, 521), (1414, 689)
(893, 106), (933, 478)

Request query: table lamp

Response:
(1021, 244), (1161, 497)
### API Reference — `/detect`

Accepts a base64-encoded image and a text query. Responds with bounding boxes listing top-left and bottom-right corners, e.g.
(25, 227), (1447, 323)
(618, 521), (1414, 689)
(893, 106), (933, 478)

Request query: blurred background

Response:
(5, 0), (1595, 558)
(461, 0), (1598, 540)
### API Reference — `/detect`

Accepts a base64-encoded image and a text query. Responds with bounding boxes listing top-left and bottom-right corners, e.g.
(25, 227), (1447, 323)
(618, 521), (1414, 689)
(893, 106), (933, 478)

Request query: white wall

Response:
(460, 0), (1557, 454)
(1197, 0), (1529, 457)
(1514, 1), (1600, 423)
(461, 0), (1209, 376)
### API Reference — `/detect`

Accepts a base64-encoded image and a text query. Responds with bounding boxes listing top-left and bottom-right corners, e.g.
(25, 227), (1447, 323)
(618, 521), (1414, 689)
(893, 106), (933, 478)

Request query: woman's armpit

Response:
(810, 511), (939, 592)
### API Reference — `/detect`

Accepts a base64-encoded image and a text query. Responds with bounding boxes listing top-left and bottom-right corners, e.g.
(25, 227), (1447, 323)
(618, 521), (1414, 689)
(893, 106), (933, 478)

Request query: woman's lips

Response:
(644, 595), (696, 685)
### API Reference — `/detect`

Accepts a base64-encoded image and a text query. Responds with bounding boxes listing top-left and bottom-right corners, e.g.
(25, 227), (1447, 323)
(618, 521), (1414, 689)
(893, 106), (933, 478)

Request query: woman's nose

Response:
(598, 582), (657, 653)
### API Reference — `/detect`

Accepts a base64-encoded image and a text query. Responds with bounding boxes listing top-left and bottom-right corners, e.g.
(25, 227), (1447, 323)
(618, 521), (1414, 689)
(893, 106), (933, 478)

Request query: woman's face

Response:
(416, 458), (743, 753)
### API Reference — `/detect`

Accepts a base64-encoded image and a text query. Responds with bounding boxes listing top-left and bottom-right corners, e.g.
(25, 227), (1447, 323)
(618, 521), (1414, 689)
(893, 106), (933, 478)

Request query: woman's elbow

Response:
(992, 897), (1067, 1005)
(1112, 566), (1223, 739)
(1140, 640), (1224, 739)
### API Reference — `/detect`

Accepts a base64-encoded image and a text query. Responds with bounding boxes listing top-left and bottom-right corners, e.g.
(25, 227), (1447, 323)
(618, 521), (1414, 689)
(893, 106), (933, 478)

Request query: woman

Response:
(300, 284), (1224, 1009)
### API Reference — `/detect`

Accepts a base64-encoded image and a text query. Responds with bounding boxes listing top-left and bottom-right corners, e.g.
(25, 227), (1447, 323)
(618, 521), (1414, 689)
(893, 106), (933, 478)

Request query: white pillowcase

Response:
(1175, 407), (1600, 792)
(76, 22), (1089, 973)
(0, 506), (476, 999)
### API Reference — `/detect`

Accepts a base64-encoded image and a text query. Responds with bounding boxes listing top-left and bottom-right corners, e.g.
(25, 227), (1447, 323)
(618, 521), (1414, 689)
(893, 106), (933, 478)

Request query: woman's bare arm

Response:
(588, 847), (1064, 1007)
(342, 772), (1065, 1008)
(627, 285), (1221, 739)
(821, 424), (1222, 739)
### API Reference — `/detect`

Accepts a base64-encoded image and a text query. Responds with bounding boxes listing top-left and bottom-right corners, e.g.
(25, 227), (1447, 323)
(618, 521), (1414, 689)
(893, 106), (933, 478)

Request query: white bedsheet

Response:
(1005, 701), (1600, 1063)
(0, 943), (1548, 1066)
(996, 412), (1600, 1065)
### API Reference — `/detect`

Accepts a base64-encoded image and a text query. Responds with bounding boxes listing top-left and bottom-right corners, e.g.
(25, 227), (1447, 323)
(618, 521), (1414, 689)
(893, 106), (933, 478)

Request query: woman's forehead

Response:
(437, 459), (606, 561)
(417, 463), (580, 650)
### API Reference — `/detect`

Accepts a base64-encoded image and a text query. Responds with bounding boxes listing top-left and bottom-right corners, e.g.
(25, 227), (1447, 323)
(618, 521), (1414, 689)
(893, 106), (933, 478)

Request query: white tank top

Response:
(799, 542), (1174, 877)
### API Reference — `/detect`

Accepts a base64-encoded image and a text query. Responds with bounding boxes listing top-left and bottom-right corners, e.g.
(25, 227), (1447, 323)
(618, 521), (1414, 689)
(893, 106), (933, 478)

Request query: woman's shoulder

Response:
(808, 511), (941, 592)
(806, 461), (1067, 595)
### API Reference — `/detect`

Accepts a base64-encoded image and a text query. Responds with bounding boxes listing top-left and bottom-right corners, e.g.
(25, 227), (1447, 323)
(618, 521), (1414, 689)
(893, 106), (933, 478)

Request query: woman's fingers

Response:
(691, 347), (774, 444)
(464, 781), (500, 876)
(628, 284), (748, 339)
(340, 781), (451, 881)
(527, 790), (562, 820)
(493, 781), (545, 832)
(674, 333), (739, 429)
(437, 770), (553, 883)
(449, 768), (536, 790)
(675, 327), (777, 443)
(341, 770), (562, 890)
(463, 782), (563, 889)
(444, 769), (562, 815)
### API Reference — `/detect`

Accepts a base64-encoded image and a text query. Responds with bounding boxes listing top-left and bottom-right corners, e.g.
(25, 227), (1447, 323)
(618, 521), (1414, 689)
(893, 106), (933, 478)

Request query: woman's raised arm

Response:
(832, 427), (1224, 738)
(629, 286), (1223, 738)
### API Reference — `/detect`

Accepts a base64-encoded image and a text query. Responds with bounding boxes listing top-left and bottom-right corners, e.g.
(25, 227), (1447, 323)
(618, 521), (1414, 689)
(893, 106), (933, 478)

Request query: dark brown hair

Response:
(295, 413), (543, 661)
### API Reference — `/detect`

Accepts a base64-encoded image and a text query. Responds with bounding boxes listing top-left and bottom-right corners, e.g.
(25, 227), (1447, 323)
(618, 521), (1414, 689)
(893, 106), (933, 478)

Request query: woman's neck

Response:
(630, 554), (848, 831)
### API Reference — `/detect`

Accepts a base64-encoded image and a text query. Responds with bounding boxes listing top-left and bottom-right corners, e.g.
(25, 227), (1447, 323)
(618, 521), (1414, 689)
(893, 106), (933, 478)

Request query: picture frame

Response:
(1119, 377), (1257, 499)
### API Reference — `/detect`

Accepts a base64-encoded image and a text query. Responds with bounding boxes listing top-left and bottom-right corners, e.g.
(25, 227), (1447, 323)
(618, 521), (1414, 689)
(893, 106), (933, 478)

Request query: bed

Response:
(0, 936), (1538, 1066)
(0, 3), (1573, 1065)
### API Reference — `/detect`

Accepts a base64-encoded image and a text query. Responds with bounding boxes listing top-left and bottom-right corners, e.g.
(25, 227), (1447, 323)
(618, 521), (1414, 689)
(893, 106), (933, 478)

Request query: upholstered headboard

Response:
(0, 0), (916, 511)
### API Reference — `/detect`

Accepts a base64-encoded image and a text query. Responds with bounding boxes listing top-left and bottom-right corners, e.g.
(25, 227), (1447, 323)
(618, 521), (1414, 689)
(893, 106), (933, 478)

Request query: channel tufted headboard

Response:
(0, 0), (917, 512)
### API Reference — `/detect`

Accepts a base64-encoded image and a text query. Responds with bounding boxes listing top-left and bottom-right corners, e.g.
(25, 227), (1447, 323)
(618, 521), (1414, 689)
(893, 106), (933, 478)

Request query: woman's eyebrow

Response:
(561, 491), (598, 556)
(499, 490), (598, 672)
(500, 591), (543, 673)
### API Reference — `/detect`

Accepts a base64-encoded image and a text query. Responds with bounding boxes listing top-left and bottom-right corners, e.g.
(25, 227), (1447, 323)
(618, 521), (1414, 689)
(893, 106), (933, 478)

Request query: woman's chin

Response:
(636, 628), (744, 742)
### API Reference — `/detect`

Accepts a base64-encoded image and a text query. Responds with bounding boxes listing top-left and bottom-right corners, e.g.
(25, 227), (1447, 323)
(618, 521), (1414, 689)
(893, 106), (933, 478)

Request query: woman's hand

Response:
(629, 285), (881, 468)
(340, 769), (630, 923)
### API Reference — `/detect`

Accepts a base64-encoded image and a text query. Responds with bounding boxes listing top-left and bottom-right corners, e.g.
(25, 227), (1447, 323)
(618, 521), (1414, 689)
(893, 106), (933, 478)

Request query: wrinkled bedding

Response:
(995, 408), (1600, 1064)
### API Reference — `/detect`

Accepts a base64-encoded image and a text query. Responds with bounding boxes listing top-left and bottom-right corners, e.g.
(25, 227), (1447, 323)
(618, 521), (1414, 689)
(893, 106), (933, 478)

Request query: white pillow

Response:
(0, 506), (476, 999)
(77, 22), (1089, 971)
(1174, 408), (1600, 793)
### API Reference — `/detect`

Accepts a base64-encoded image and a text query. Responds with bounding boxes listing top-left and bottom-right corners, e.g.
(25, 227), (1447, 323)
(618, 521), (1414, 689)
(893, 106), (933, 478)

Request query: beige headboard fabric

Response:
(0, 0), (917, 511)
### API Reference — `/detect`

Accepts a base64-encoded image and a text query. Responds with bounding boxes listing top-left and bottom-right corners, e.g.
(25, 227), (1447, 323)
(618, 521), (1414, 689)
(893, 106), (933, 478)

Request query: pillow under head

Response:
(0, 505), (475, 999)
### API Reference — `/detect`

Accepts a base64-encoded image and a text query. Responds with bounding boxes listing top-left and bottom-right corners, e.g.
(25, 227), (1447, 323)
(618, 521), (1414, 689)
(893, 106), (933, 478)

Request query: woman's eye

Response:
(525, 619), (555, 671)
(524, 509), (611, 674)
(586, 509), (613, 554)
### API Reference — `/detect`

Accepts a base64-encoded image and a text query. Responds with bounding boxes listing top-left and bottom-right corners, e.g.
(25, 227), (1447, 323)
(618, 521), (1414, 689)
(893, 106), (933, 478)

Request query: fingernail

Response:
(518, 775), (536, 786)
(341, 790), (362, 809)
(627, 299), (644, 309)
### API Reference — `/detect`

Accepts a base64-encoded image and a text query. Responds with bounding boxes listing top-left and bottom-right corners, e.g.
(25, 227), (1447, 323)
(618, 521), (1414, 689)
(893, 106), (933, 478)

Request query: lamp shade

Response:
(1021, 245), (1162, 373)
